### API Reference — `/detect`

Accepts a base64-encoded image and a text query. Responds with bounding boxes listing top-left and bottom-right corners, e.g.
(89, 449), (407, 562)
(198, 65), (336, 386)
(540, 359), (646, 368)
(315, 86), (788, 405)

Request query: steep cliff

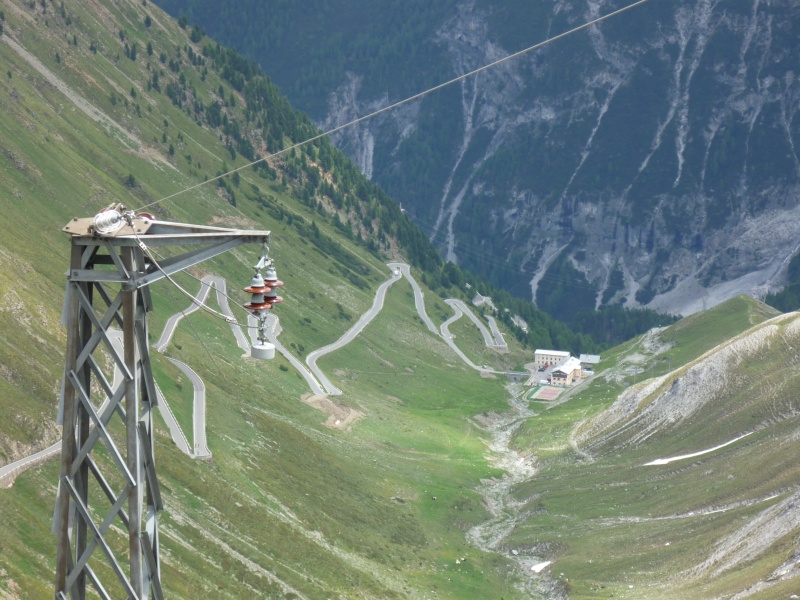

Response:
(155, 0), (800, 316)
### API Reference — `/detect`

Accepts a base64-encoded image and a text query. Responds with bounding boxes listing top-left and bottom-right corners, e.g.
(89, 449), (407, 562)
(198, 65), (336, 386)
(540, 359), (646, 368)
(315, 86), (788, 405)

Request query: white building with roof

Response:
(534, 349), (570, 370)
(550, 357), (582, 386)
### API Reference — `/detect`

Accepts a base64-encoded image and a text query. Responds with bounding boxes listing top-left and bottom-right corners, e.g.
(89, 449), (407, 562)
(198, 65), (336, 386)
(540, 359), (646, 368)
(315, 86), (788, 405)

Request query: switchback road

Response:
(306, 267), (403, 395)
(1, 330), (125, 484)
(167, 358), (210, 457)
(4, 264), (519, 480)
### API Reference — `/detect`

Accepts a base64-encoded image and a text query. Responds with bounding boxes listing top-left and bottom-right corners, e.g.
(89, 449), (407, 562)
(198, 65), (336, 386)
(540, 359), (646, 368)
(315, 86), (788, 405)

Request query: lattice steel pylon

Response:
(54, 207), (270, 599)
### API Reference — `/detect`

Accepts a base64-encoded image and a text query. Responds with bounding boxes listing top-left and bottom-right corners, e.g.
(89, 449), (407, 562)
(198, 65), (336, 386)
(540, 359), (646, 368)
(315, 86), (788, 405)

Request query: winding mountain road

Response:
(153, 276), (249, 354)
(444, 299), (507, 351)
(389, 262), (439, 335)
(167, 358), (210, 457)
(485, 316), (508, 350)
(248, 313), (327, 396)
(306, 267), (404, 395)
(209, 276), (250, 353)
(0, 441), (61, 486)
(151, 264), (514, 455)
(390, 263), (509, 374)
(152, 275), (242, 458)
(2, 263), (517, 480)
(440, 302), (484, 371)
(154, 382), (193, 457)
(446, 299), (495, 346)
(152, 279), (213, 352)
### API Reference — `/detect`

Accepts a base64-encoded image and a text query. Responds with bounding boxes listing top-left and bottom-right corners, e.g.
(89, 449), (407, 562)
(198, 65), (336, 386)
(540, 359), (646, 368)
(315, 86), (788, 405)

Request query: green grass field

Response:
(1, 0), (799, 597)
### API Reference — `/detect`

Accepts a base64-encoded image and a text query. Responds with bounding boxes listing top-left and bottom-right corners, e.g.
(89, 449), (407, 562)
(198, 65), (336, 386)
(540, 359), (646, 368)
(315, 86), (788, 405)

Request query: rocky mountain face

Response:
(156, 0), (800, 317)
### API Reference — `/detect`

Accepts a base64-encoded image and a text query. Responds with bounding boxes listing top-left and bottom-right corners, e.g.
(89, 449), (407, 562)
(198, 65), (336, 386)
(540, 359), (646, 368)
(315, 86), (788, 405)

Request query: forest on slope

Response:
(188, 29), (674, 352)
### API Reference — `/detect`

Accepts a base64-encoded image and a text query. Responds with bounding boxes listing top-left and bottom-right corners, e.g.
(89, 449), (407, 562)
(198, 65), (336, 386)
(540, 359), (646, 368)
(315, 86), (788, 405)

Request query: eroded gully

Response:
(467, 383), (566, 599)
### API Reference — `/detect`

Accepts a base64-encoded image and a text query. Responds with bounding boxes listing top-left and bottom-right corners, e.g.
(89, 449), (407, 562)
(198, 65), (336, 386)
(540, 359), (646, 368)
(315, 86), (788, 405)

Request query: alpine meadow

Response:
(1, 1), (800, 599)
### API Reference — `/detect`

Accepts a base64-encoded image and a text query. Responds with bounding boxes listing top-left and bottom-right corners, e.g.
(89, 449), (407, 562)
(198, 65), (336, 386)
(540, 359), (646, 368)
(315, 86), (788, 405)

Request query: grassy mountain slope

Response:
(0, 0), (528, 597)
(506, 296), (800, 598)
(1, 1), (798, 599)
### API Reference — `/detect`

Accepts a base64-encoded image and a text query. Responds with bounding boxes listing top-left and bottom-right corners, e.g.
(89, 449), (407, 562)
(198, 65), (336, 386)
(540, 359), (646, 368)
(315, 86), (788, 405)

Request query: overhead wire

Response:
(131, 226), (261, 329)
(135, 0), (653, 321)
(157, 271), (223, 377)
(136, 0), (651, 213)
(143, 244), (244, 325)
(132, 231), (234, 384)
(164, 257), (266, 330)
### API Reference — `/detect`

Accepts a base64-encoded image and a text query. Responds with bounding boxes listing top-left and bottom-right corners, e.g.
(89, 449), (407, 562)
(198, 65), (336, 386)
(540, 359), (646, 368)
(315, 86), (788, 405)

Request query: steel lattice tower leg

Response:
(54, 241), (163, 600)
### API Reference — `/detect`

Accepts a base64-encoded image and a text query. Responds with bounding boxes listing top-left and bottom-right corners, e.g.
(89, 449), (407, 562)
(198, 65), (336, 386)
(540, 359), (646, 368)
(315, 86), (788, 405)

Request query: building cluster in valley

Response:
(468, 292), (598, 389)
(525, 349), (600, 387)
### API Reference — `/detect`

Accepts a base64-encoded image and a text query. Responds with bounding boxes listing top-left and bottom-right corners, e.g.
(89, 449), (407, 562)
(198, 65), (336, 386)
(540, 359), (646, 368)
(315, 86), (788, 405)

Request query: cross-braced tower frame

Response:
(54, 210), (270, 599)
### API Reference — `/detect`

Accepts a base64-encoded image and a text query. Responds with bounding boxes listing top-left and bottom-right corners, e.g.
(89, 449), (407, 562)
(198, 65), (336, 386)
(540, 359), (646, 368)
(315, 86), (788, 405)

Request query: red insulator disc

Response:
(263, 279), (284, 288)
(243, 284), (273, 294)
(244, 301), (274, 311)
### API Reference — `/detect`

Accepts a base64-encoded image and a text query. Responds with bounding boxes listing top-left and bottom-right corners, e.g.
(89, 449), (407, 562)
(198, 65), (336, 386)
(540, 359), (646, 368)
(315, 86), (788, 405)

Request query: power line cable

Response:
(167, 260), (265, 329)
(131, 228), (260, 329)
(137, 0), (651, 212)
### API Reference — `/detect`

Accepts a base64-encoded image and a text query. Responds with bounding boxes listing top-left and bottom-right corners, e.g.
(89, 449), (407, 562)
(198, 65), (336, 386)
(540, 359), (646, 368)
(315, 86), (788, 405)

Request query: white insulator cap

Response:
(93, 209), (124, 234)
(251, 342), (275, 360)
(250, 272), (265, 288)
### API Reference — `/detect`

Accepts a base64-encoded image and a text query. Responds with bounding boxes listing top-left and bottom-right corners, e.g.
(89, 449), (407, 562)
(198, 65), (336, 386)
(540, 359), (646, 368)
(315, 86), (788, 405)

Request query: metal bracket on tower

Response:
(54, 206), (271, 600)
